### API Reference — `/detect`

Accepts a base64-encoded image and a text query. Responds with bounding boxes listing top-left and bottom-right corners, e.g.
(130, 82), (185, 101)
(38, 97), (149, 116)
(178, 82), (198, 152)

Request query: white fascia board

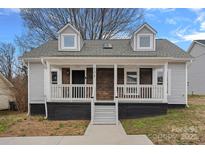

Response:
(22, 56), (192, 64)
(188, 41), (205, 53)
(134, 23), (157, 35)
(57, 23), (80, 35)
(42, 56), (192, 61)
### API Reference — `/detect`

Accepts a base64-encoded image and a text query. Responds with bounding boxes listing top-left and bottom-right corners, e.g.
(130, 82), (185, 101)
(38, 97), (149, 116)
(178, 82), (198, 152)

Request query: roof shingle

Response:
(22, 39), (192, 59)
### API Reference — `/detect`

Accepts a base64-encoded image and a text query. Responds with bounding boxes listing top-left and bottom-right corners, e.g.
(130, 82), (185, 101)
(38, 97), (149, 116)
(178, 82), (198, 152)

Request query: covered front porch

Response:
(41, 57), (169, 124)
(45, 63), (168, 103)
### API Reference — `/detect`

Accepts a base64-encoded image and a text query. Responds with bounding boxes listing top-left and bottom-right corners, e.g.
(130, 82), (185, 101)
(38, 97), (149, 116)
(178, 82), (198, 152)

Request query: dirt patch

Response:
(0, 112), (89, 137)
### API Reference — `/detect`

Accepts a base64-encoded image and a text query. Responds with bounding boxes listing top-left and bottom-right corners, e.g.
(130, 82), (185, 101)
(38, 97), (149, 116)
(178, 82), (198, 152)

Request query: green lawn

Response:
(121, 96), (205, 144)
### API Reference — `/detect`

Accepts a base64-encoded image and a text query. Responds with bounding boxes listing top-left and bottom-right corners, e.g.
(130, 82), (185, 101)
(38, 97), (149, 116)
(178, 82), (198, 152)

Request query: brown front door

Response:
(72, 70), (85, 84)
(140, 68), (152, 84)
(96, 68), (114, 100)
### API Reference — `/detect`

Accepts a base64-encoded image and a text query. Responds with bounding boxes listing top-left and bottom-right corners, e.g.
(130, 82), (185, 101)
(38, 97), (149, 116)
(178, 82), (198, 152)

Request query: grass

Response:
(0, 111), (89, 137)
(121, 96), (205, 144)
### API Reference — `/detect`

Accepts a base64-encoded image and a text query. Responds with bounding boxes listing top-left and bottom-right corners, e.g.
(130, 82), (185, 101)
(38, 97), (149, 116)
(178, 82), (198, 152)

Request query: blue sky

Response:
(0, 8), (205, 51)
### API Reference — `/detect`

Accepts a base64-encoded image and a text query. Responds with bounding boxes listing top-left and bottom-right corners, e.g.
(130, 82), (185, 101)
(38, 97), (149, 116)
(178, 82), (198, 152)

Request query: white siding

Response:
(188, 43), (205, 95)
(168, 63), (186, 104)
(0, 78), (14, 110)
(29, 63), (44, 104)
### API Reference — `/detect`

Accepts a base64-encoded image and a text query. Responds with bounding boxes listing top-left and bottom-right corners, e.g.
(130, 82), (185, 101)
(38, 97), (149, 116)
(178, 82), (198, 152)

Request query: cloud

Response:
(146, 8), (176, 13)
(189, 8), (205, 30)
(200, 21), (205, 31)
(173, 25), (205, 41)
(166, 18), (177, 25)
(0, 8), (20, 16)
(180, 32), (205, 41)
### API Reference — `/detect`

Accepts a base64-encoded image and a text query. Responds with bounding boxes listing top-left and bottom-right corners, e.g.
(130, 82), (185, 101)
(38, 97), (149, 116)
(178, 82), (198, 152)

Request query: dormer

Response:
(131, 23), (157, 51)
(58, 23), (83, 51)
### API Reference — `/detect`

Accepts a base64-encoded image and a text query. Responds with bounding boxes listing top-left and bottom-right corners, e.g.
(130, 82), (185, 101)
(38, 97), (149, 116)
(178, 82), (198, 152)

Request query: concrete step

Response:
(94, 104), (116, 125)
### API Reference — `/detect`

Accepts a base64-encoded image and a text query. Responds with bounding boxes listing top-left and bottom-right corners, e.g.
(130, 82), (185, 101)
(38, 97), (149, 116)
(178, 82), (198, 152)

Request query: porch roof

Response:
(22, 39), (192, 59)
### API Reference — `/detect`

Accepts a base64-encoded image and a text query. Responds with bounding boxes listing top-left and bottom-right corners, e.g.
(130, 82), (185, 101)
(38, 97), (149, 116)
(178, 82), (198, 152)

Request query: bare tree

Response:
(16, 8), (144, 51)
(0, 42), (16, 81)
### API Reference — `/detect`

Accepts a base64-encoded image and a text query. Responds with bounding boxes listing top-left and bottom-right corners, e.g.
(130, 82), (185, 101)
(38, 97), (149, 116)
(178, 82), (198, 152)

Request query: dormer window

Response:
(137, 34), (153, 50)
(61, 34), (77, 49)
(139, 35), (151, 48)
(132, 23), (156, 51)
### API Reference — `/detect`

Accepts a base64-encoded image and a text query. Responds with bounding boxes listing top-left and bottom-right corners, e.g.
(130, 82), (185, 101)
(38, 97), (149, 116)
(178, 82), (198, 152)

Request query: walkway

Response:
(0, 122), (153, 145)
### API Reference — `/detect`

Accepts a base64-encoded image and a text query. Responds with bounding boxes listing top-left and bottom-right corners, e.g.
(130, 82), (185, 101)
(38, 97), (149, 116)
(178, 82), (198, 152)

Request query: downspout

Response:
(186, 59), (192, 108)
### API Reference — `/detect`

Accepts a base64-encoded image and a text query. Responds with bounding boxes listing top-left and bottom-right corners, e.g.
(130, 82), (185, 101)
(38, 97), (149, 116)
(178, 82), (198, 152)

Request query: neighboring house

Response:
(21, 23), (192, 124)
(188, 40), (205, 95)
(0, 73), (15, 110)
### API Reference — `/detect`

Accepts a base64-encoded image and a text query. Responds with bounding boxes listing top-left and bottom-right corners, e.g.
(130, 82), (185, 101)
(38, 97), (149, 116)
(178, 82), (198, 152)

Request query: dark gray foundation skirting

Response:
(30, 104), (45, 115)
(119, 103), (168, 119)
(47, 102), (91, 120)
(168, 104), (186, 109)
(30, 102), (186, 120)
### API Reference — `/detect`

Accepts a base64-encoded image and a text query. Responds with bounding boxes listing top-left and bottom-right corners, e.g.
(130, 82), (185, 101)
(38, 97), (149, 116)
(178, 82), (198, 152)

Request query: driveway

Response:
(0, 122), (153, 145)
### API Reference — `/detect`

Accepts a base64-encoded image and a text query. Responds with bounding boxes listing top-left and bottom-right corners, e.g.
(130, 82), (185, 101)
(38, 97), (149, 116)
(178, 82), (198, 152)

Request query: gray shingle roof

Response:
(22, 39), (192, 59)
(195, 40), (205, 46)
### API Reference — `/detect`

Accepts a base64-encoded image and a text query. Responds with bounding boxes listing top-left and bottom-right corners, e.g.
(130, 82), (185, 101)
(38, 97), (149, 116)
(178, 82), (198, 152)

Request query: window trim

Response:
(61, 34), (77, 49)
(51, 71), (58, 84)
(137, 34), (154, 50)
(124, 68), (139, 85)
(124, 68), (140, 95)
(156, 69), (163, 85)
(155, 68), (171, 95)
(51, 69), (60, 85)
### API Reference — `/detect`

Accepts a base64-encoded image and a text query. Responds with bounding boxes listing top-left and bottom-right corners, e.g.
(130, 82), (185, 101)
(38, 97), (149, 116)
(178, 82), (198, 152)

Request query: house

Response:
(21, 23), (192, 124)
(188, 40), (205, 95)
(0, 73), (15, 110)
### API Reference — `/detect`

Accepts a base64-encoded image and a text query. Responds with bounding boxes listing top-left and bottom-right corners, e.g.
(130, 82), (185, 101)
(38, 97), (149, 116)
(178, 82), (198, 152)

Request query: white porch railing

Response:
(51, 84), (93, 101)
(117, 84), (164, 100)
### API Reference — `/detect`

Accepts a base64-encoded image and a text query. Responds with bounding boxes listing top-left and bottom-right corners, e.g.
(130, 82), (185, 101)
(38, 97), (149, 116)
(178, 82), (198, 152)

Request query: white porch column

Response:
(27, 62), (30, 115)
(92, 64), (96, 101)
(114, 64), (118, 99)
(91, 64), (96, 124)
(114, 64), (118, 125)
(163, 63), (168, 102)
(46, 61), (51, 101)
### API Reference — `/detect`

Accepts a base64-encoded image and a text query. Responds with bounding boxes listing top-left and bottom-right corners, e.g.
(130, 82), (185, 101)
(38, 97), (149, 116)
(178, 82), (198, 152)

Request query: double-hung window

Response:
(126, 71), (138, 84)
(61, 34), (77, 49)
(51, 71), (58, 84)
(137, 34), (153, 50)
(156, 69), (163, 85)
(156, 68), (171, 95)
(125, 69), (139, 95)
